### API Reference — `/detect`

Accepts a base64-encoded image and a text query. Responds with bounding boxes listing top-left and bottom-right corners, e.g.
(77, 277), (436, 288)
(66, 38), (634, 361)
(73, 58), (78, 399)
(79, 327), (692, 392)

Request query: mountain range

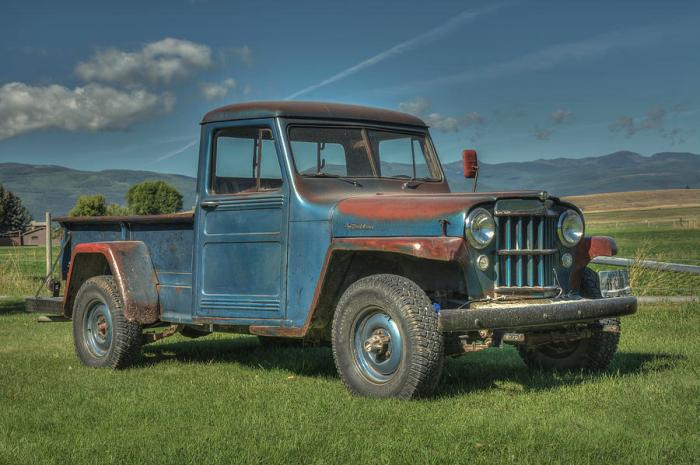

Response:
(0, 151), (698, 218)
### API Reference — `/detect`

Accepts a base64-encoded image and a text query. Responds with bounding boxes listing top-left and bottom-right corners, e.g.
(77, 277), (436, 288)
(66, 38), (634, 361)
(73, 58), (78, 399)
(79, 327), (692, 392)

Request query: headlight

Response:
(557, 210), (584, 247)
(465, 208), (495, 249)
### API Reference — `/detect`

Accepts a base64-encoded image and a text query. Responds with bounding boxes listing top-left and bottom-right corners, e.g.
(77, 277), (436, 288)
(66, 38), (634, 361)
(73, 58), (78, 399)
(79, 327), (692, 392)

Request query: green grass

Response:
(0, 298), (697, 465)
(584, 209), (700, 296)
(0, 246), (61, 296)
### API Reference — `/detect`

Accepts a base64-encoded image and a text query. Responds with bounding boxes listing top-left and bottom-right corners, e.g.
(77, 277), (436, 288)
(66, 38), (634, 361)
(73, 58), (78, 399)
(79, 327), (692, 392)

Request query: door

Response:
(195, 122), (288, 321)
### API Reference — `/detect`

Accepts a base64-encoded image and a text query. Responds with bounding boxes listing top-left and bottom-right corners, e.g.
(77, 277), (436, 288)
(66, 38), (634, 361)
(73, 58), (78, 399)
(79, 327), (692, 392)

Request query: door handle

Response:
(200, 201), (218, 210)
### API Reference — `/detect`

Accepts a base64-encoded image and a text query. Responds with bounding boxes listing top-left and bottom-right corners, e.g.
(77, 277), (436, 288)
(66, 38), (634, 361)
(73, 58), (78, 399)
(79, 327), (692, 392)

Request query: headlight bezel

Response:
(557, 209), (584, 247)
(465, 207), (496, 249)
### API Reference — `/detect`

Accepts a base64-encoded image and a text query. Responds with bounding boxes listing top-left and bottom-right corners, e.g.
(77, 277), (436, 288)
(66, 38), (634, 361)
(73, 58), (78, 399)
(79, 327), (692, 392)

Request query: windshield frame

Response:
(285, 123), (445, 183)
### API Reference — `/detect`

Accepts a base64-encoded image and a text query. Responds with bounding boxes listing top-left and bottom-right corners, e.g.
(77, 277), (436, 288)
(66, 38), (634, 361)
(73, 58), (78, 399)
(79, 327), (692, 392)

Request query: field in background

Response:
(0, 246), (60, 297)
(564, 188), (700, 213)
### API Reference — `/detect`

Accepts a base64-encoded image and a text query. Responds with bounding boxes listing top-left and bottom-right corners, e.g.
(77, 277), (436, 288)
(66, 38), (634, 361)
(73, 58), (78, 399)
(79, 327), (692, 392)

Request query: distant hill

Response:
(444, 151), (700, 195)
(0, 151), (698, 218)
(0, 163), (196, 219)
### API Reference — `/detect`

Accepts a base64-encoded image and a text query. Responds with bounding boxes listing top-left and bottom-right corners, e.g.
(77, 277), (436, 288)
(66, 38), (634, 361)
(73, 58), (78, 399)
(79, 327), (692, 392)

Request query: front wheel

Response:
(518, 268), (620, 371)
(72, 276), (143, 368)
(331, 274), (443, 399)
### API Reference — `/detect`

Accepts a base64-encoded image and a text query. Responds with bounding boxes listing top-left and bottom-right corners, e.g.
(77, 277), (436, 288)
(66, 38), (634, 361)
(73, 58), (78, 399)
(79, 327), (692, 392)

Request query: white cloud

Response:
(463, 111), (487, 127)
(398, 97), (484, 134)
(0, 82), (174, 140)
(398, 96), (432, 116)
(232, 46), (253, 65)
(200, 78), (236, 101)
(529, 126), (553, 141)
(551, 108), (572, 124)
(75, 38), (212, 86)
(425, 113), (459, 133)
(285, 4), (507, 100)
(609, 104), (687, 144)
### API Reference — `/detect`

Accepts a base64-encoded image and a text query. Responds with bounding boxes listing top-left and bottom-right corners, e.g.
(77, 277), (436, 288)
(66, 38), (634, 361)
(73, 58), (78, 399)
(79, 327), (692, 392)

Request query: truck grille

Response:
(495, 215), (557, 293)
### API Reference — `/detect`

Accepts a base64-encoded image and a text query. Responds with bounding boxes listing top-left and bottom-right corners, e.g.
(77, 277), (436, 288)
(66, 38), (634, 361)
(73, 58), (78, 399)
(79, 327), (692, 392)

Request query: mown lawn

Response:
(1, 298), (698, 465)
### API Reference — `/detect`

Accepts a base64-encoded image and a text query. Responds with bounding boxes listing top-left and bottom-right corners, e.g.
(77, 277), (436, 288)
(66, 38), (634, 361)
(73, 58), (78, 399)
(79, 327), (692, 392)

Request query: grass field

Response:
(564, 189), (700, 213)
(1, 193), (699, 464)
(1, 298), (698, 465)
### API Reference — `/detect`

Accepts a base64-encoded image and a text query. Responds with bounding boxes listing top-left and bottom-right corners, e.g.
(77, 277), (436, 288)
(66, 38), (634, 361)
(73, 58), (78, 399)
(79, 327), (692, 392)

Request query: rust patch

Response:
(64, 241), (160, 325)
(570, 235), (618, 289)
(249, 236), (468, 338)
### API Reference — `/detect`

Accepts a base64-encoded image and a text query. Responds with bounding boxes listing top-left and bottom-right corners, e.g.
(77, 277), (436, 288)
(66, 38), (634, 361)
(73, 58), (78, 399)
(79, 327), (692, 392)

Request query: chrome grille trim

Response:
(495, 215), (557, 291)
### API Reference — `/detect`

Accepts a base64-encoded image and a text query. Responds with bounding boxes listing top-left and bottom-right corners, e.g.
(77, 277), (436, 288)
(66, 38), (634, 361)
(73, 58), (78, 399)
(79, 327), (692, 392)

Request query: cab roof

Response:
(201, 101), (427, 128)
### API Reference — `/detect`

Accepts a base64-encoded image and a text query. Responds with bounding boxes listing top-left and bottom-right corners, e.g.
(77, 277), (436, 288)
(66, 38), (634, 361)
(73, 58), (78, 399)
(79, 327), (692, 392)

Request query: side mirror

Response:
(462, 150), (478, 178)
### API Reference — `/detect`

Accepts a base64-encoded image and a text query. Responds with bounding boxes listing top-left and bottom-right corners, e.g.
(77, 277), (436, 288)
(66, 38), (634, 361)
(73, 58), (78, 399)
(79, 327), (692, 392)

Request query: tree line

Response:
(69, 180), (183, 217)
(0, 180), (183, 234)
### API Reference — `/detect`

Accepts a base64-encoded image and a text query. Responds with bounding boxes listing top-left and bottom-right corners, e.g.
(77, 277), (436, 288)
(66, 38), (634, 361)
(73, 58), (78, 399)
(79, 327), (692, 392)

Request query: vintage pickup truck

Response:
(51, 101), (636, 399)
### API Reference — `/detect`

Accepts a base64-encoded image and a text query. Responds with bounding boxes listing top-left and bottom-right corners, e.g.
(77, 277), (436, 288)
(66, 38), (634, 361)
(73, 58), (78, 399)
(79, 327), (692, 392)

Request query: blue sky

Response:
(0, 0), (698, 177)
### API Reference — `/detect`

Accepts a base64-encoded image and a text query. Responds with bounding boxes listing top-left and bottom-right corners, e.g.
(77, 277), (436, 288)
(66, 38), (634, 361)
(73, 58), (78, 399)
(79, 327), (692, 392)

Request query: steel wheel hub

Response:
(353, 309), (403, 383)
(84, 301), (113, 358)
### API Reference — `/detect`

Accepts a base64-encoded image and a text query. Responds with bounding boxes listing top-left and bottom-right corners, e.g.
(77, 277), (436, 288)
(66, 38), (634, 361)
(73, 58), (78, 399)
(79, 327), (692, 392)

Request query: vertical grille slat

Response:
(496, 210), (557, 293)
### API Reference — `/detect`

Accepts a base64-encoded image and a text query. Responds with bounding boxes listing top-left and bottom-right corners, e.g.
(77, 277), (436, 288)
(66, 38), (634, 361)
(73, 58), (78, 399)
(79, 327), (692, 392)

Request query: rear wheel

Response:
(72, 276), (142, 369)
(331, 274), (443, 399)
(517, 268), (620, 371)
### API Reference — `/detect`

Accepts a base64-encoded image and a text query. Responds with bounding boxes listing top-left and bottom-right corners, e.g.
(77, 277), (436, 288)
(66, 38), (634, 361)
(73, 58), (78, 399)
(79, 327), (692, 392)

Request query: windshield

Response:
(288, 126), (441, 180)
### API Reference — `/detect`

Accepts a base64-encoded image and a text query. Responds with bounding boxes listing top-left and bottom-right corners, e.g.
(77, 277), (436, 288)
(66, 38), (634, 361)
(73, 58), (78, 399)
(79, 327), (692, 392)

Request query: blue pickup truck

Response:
(52, 101), (636, 399)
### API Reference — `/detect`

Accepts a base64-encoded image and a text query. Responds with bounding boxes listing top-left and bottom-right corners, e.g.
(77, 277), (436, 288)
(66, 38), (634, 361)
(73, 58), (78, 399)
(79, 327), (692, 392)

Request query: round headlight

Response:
(558, 210), (584, 247)
(465, 208), (495, 249)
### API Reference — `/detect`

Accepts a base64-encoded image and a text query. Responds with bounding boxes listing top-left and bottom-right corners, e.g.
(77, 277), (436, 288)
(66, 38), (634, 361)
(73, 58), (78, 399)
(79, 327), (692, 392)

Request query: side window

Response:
(212, 127), (283, 194)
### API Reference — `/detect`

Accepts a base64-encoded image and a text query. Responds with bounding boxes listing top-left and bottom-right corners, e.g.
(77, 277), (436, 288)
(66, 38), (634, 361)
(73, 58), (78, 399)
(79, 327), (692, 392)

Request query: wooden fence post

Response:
(45, 211), (52, 279)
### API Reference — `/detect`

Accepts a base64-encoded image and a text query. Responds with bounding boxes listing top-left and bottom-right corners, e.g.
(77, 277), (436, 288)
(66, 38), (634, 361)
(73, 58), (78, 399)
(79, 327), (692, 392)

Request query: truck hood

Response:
(331, 191), (547, 237)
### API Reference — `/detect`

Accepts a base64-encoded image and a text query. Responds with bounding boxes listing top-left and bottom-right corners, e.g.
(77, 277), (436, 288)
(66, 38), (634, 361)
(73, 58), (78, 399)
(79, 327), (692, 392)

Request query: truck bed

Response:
(56, 212), (195, 321)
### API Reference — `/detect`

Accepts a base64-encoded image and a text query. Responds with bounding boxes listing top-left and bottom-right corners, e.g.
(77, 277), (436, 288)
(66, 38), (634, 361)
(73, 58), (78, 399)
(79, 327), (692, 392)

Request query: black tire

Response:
(518, 267), (620, 371)
(72, 276), (142, 369)
(331, 274), (443, 399)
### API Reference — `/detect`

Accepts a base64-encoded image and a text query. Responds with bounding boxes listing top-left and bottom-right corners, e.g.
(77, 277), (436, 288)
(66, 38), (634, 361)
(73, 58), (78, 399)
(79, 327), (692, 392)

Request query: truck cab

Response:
(55, 102), (636, 398)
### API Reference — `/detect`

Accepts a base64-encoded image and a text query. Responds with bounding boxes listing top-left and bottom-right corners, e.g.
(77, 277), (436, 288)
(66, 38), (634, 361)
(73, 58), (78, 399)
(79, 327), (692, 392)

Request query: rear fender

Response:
(63, 241), (160, 324)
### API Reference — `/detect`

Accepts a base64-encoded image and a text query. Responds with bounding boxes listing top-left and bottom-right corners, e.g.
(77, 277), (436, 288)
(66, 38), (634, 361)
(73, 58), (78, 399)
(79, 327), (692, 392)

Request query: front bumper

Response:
(438, 296), (637, 332)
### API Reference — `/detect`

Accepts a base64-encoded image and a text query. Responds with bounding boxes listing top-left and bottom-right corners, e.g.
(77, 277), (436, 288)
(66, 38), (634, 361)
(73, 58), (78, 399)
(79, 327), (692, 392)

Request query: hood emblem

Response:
(346, 223), (374, 230)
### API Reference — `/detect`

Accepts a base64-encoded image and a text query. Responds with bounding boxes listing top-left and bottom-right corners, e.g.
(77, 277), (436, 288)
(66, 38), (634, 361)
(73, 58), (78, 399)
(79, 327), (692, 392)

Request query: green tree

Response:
(106, 203), (131, 216)
(0, 184), (32, 233)
(70, 194), (107, 217)
(126, 181), (183, 215)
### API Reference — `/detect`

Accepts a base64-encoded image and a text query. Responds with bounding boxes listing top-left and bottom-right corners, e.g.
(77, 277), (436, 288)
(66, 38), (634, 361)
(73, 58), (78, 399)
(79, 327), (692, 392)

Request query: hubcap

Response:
(83, 301), (113, 358)
(353, 309), (403, 383)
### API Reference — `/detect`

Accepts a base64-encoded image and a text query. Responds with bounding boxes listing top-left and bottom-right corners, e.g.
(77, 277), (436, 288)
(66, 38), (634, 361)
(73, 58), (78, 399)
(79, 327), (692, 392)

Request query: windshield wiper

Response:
(384, 175), (435, 189)
(303, 173), (362, 187)
(303, 172), (340, 178)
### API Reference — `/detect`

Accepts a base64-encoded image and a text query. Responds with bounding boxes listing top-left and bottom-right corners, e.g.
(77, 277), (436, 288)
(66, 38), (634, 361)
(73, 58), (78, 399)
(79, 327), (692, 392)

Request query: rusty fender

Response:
(64, 241), (160, 324)
(249, 237), (468, 338)
(570, 235), (618, 289)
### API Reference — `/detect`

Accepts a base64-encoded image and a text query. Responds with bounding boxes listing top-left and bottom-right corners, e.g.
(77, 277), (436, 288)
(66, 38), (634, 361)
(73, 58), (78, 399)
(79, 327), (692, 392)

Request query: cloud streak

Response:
(285, 4), (507, 100)
(382, 25), (669, 94)
(156, 138), (198, 162)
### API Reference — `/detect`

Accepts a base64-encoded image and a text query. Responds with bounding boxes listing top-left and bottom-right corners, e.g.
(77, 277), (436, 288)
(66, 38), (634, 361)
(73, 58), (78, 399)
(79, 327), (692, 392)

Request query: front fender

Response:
(64, 241), (160, 324)
(570, 235), (618, 289)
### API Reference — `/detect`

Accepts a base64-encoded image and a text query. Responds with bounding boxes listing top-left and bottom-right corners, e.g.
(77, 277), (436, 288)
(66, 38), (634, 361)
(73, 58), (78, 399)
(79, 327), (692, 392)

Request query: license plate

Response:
(598, 270), (632, 297)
